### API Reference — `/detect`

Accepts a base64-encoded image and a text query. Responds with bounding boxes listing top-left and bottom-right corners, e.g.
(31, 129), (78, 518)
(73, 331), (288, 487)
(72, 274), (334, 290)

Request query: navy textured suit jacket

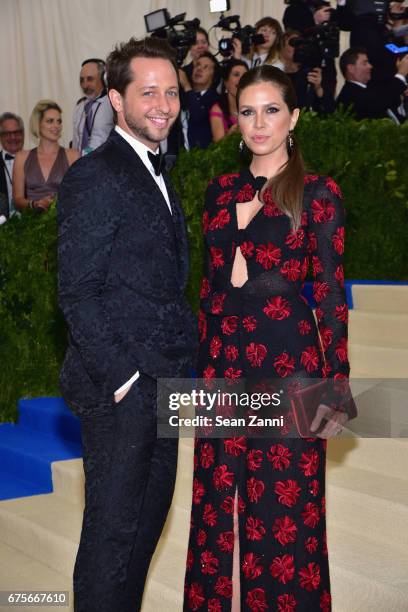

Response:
(57, 129), (197, 415)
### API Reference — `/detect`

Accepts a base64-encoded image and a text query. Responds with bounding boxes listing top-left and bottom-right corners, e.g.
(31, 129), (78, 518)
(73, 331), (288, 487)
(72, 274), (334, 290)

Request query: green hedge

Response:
(0, 111), (407, 421)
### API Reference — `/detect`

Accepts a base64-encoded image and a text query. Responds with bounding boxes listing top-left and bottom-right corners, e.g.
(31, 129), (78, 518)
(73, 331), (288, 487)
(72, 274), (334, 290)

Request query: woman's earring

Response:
(287, 130), (294, 154)
(239, 139), (245, 153)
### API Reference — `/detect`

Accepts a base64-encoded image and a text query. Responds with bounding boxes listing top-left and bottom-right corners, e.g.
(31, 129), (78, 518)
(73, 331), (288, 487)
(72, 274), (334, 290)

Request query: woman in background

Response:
(210, 60), (248, 143)
(13, 100), (79, 212)
(234, 17), (285, 70)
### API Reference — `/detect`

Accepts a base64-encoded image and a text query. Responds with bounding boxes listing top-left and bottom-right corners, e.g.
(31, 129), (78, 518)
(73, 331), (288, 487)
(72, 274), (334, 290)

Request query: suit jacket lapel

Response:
(0, 154), (9, 211)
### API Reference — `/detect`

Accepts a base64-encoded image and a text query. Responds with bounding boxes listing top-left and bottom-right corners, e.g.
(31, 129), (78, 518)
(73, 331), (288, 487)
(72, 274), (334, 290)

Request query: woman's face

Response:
(238, 81), (299, 158)
(190, 33), (209, 60)
(256, 25), (278, 51)
(282, 35), (298, 62)
(40, 109), (62, 141)
(225, 65), (248, 97)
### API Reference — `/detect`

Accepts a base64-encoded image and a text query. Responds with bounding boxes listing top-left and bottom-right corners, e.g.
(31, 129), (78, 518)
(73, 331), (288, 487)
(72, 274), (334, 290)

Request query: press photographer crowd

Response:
(0, 0), (407, 223)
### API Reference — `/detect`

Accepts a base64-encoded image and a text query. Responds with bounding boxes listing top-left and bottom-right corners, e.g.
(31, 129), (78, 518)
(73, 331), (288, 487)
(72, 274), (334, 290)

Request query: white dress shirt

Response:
(0, 150), (16, 224)
(113, 125), (172, 398)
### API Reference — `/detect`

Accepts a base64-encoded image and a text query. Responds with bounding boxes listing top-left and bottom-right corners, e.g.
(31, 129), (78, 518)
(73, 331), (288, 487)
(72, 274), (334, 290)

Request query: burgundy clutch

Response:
(290, 380), (330, 437)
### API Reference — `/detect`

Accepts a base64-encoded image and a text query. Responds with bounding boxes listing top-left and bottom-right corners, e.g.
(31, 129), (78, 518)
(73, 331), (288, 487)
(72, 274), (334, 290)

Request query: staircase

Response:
(0, 283), (407, 611)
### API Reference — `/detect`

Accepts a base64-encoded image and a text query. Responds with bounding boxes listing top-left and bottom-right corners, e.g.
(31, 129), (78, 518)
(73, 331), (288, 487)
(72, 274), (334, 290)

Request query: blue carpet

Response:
(0, 398), (82, 501)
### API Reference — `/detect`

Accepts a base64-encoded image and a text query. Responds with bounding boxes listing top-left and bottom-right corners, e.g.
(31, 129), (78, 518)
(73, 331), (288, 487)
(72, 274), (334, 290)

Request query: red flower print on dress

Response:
(224, 345), (239, 362)
(270, 554), (295, 584)
(335, 264), (344, 287)
(304, 174), (319, 184)
(187, 582), (205, 610)
(208, 599), (222, 612)
(213, 465), (234, 491)
(246, 342), (267, 367)
(323, 530), (328, 555)
(221, 316), (238, 335)
(200, 550), (219, 575)
(301, 502), (320, 528)
(335, 303), (348, 322)
(332, 226), (345, 254)
(197, 529), (207, 546)
(210, 336), (222, 359)
(321, 496), (326, 515)
(219, 173), (239, 188)
(320, 589), (332, 612)
(280, 259), (302, 281)
(211, 293), (226, 315)
(256, 243), (282, 269)
(200, 443), (215, 469)
(192, 478), (205, 504)
(238, 495), (246, 513)
(200, 277), (210, 298)
(335, 337), (348, 362)
(224, 437), (247, 456)
(221, 496), (234, 514)
(312, 255), (324, 276)
(305, 536), (319, 553)
(263, 296), (292, 320)
(298, 319), (312, 335)
(216, 190), (233, 206)
(240, 241), (255, 258)
(246, 587), (268, 611)
(224, 367), (242, 384)
(319, 326), (333, 351)
(286, 228), (305, 249)
(326, 176), (342, 197)
(272, 515), (298, 546)
(209, 208), (231, 231)
(267, 444), (293, 470)
(198, 310), (207, 342)
(315, 307), (324, 323)
(299, 448), (319, 476)
(273, 352), (295, 377)
(216, 530), (234, 553)
(309, 479), (319, 496)
(215, 576), (233, 598)
(247, 449), (263, 471)
(203, 365), (216, 381)
(313, 281), (330, 303)
(243, 315), (257, 332)
(301, 346), (320, 372)
(311, 198), (335, 223)
(277, 593), (297, 611)
(203, 503), (218, 526)
(274, 480), (301, 507)
(210, 247), (224, 269)
(242, 553), (264, 580)
(202, 211), (209, 234)
(247, 477), (266, 503)
(237, 183), (255, 201)
(186, 548), (194, 571)
(246, 516), (266, 541)
(298, 562), (321, 591)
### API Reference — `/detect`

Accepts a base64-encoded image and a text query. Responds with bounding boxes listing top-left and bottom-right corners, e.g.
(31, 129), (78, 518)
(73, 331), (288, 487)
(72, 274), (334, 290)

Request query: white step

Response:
(328, 437), (408, 481)
(51, 459), (84, 505)
(349, 343), (408, 377)
(352, 284), (408, 313)
(349, 309), (408, 347)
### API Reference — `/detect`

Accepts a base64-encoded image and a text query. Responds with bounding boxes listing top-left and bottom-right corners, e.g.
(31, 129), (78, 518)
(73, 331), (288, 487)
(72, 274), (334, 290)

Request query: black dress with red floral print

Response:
(184, 169), (351, 612)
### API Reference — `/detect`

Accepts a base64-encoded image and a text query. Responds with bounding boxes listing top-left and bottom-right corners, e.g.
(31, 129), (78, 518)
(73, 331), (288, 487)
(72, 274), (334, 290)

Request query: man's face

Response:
(109, 57), (180, 151)
(0, 118), (24, 155)
(348, 54), (372, 84)
(80, 62), (104, 98)
(192, 57), (215, 90)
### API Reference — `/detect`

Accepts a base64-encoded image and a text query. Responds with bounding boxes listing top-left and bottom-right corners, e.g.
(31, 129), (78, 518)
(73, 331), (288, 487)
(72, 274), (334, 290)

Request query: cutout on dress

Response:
(231, 196), (263, 288)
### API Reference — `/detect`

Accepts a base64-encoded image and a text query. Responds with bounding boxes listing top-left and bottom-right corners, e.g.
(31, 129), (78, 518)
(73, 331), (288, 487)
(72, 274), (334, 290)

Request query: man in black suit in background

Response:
(336, 46), (408, 121)
(58, 37), (196, 612)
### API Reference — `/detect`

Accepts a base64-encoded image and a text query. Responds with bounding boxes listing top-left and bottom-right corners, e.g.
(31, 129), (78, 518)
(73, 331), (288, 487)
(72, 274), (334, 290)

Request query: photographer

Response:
(283, 0), (353, 92)
(232, 17), (285, 69)
(182, 27), (211, 86)
(282, 29), (336, 113)
(336, 46), (408, 122)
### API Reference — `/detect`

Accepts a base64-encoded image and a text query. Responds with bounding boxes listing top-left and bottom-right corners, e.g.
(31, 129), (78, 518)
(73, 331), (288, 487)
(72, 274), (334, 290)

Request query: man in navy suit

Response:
(58, 37), (196, 611)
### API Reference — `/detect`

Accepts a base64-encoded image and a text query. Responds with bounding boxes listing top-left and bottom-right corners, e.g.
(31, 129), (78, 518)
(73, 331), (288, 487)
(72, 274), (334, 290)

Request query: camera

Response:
(144, 9), (200, 65)
(214, 14), (265, 57)
(348, 0), (408, 24)
(290, 22), (340, 68)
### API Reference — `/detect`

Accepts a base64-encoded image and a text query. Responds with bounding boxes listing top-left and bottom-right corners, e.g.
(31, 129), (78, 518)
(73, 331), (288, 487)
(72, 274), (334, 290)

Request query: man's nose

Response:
(157, 92), (171, 113)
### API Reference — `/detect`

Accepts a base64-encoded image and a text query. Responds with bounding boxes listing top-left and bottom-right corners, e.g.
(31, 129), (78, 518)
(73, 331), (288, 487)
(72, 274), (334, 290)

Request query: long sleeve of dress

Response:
(308, 176), (350, 379)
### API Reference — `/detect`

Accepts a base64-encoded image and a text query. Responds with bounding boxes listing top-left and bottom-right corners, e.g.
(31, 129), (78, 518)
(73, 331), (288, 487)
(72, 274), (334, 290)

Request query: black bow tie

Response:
(148, 150), (163, 176)
(4, 153), (14, 161)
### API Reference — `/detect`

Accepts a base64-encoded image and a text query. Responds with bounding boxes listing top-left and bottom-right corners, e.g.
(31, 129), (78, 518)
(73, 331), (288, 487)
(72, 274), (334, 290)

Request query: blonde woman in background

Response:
(13, 100), (79, 212)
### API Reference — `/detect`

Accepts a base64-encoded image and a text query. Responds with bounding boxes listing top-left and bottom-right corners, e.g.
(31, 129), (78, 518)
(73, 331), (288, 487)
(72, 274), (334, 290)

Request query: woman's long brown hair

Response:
(236, 65), (305, 230)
